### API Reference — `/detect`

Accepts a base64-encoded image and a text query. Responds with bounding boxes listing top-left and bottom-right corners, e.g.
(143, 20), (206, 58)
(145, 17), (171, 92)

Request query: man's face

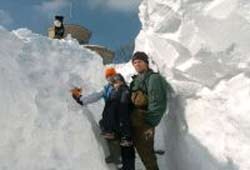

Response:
(132, 59), (148, 73)
(54, 20), (62, 27)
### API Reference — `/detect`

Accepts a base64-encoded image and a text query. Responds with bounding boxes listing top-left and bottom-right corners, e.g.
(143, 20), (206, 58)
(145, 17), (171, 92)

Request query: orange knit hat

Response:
(105, 67), (116, 78)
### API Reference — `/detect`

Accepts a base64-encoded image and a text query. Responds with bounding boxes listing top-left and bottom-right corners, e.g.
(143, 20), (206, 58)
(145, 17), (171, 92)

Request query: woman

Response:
(110, 73), (135, 170)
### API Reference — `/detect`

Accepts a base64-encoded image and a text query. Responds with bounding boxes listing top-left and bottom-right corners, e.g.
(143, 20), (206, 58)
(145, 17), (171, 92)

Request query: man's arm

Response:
(145, 74), (167, 127)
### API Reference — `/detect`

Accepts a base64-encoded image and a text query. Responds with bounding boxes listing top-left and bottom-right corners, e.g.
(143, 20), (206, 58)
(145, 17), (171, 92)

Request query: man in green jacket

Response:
(130, 51), (167, 170)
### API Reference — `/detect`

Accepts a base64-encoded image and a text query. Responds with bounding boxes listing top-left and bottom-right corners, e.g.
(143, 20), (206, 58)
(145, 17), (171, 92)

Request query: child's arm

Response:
(79, 90), (104, 105)
(71, 87), (103, 106)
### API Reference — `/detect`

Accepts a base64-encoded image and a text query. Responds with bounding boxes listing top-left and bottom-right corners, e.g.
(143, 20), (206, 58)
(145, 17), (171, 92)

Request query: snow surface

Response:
(131, 0), (250, 170)
(0, 27), (113, 170)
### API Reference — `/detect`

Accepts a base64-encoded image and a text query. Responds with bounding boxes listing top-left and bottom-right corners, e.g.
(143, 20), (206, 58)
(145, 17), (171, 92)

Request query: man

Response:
(71, 67), (122, 168)
(130, 51), (167, 170)
(53, 16), (65, 39)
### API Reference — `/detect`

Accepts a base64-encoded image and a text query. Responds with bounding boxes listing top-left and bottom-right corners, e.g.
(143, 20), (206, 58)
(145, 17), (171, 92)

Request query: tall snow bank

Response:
(134, 0), (250, 170)
(0, 27), (110, 170)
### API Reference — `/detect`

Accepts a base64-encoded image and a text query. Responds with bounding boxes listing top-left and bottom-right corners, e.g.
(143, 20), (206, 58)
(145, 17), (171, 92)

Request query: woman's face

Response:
(113, 80), (123, 89)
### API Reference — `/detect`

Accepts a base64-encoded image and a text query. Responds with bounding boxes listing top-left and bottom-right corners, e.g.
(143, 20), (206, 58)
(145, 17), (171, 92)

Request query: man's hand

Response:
(144, 128), (154, 140)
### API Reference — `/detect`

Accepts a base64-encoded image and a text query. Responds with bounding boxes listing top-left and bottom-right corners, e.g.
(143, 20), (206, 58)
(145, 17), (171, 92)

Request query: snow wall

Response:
(132, 0), (250, 170)
(0, 27), (111, 170)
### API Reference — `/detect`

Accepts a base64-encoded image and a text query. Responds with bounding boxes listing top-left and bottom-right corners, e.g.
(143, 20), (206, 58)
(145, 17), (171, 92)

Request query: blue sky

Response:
(0, 0), (141, 50)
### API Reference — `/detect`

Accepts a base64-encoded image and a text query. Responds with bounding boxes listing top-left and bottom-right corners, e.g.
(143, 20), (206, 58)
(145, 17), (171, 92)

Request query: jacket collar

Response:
(132, 69), (153, 81)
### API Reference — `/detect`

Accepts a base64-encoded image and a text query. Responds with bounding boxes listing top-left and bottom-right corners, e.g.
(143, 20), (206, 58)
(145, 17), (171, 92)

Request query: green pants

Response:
(132, 110), (159, 170)
(107, 139), (121, 164)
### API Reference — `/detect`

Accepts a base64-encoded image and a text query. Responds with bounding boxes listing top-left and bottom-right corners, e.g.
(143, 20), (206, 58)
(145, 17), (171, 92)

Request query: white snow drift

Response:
(0, 27), (110, 170)
(132, 0), (250, 170)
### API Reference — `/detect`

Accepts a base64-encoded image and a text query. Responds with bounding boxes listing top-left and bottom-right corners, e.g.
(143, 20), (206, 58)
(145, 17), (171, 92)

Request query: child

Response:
(71, 68), (122, 166)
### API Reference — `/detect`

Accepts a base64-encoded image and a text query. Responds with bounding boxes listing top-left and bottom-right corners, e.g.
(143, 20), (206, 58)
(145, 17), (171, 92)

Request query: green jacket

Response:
(130, 70), (167, 127)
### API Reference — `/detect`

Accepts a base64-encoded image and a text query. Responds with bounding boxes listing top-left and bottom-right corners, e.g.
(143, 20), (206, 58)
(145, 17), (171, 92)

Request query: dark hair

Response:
(132, 51), (149, 64)
(55, 16), (64, 22)
(113, 73), (126, 84)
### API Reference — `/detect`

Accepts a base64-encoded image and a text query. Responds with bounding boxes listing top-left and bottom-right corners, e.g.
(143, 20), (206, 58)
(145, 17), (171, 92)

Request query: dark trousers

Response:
(106, 137), (135, 170)
(103, 102), (132, 139)
(102, 100), (118, 133)
(121, 146), (135, 170)
(118, 103), (132, 138)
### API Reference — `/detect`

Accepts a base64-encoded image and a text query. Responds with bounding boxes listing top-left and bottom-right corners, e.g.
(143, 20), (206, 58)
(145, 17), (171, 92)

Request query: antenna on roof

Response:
(69, 2), (73, 18)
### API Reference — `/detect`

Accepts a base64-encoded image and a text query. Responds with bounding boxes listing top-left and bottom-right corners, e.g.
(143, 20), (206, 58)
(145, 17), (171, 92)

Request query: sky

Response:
(0, 0), (142, 51)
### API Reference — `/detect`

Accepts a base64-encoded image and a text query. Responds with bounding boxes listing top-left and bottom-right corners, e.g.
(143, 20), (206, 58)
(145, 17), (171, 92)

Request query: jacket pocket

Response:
(131, 90), (148, 108)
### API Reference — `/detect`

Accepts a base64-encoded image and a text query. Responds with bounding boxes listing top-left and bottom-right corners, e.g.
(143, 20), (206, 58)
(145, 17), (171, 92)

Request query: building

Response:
(48, 23), (114, 64)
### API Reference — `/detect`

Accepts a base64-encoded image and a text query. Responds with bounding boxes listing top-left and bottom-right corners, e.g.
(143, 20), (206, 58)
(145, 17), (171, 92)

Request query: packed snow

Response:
(0, 27), (112, 170)
(130, 0), (250, 170)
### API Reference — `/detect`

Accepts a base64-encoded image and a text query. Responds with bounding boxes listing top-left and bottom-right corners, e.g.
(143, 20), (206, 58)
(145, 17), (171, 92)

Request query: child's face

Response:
(106, 76), (114, 84)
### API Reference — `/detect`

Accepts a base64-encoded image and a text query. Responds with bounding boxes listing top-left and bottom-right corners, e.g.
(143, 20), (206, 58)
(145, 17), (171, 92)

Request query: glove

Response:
(71, 87), (82, 97)
(70, 87), (83, 105)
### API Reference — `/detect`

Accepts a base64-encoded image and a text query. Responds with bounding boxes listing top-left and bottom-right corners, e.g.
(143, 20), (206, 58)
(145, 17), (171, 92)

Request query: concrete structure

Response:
(48, 24), (92, 44)
(83, 45), (114, 65)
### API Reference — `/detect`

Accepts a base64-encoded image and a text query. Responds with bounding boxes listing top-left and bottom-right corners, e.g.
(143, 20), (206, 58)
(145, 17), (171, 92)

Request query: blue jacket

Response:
(79, 83), (114, 105)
